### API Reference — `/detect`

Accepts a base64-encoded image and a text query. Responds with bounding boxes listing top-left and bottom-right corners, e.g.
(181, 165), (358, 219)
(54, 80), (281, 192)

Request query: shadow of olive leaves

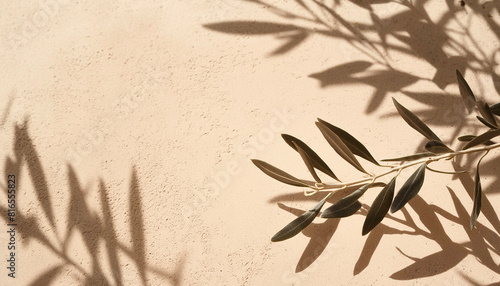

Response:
(252, 71), (500, 273)
(388, 188), (500, 280)
(204, 0), (499, 114)
(0, 122), (183, 285)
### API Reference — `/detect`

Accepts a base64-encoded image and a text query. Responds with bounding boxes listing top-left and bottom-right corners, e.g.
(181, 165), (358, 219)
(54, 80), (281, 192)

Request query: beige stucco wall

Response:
(1, 1), (499, 285)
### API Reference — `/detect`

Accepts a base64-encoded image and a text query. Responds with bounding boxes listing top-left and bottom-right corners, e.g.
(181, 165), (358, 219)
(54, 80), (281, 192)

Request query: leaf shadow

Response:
(310, 64), (420, 113)
(389, 189), (500, 280)
(14, 119), (57, 232)
(459, 272), (500, 286)
(354, 205), (416, 275)
(0, 121), (185, 285)
(452, 160), (500, 236)
(204, 0), (498, 114)
(129, 167), (147, 285)
(276, 203), (340, 272)
(99, 180), (123, 286)
(66, 165), (108, 283)
(28, 265), (64, 286)
(0, 89), (15, 128)
(296, 218), (339, 272)
(388, 194), (465, 280)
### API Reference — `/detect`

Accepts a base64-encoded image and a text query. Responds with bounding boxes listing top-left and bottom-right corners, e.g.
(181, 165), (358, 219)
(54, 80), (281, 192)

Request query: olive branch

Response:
(252, 70), (500, 242)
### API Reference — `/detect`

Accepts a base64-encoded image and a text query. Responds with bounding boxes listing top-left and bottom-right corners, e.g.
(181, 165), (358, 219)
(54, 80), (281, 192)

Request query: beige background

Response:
(1, 1), (500, 285)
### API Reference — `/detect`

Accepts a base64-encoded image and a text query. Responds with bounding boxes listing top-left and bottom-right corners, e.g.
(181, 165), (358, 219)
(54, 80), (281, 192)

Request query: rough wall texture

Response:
(0, 1), (500, 285)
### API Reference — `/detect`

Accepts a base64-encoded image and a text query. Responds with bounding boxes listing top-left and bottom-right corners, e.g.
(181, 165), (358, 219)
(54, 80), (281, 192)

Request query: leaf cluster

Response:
(253, 70), (500, 242)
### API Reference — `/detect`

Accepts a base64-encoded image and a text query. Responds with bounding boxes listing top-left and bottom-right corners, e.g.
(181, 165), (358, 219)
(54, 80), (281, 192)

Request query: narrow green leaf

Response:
(251, 159), (315, 187)
(471, 152), (487, 230)
(316, 121), (367, 174)
(321, 184), (370, 218)
(458, 135), (476, 142)
(282, 134), (339, 180)
(391, 163), (426, 213)
(392, 98), (442, 142)
(490, 103), (500, 116)
(476, 100), (497, 128)
(456, 69), (476, 113)
(362, 177), (396, 235)
(292, 141), (321, 183)
(459, 134), (495, 146)
(476, 116), (498, 129)
(424, 140), (454, 154)
(271, 197), (327, 242)
(316, 119), (379, 165)
(381, 152), (435, 162)
(463, 129), (500, 149)
(325, 201), (361, 219)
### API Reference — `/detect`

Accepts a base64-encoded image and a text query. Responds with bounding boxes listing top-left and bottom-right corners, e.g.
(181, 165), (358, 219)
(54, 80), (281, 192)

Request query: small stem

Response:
(317, 142), (500, 190)
(323, 185), (347, 200)
(425, 164), (468, 174)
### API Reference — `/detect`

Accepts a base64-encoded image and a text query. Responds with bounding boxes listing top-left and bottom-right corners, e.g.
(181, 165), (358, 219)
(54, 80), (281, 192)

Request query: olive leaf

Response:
(251, 159), (315, 187)
(292, 141), (322, 183)
(316, 121), (367, 173)
(392, 98), (442, 142)
(456, 69), (476, 113)
(316, 118), (379, 165)
(476, 116), (498, 129)
(463, 129), (500, 149)
(471, 152), (487, 230)
(381, 152), (435, 162)
(457, 135), (495, 145)
(282, 134), (339, 180)
(362, 177), (396, 236)
(390, 163), (426, 213)
(458, 135), (476, 142)
(321, 184), (370, 218)
(424, 140), (454, 154)
(476, 100), (497, 128)
(271, 197), (328, 242)
(490, 103), (500, 116)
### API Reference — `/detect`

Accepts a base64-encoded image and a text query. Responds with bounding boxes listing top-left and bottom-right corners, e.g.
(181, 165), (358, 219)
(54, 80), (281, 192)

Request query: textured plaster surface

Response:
(0, 1), (500, 285)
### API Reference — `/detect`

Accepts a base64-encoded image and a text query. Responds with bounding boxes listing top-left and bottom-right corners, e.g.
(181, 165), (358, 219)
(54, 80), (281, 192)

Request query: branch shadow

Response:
(388, 194), (468, 280)
(204, 0), (499, 114)
(1, 120), (184, 285)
